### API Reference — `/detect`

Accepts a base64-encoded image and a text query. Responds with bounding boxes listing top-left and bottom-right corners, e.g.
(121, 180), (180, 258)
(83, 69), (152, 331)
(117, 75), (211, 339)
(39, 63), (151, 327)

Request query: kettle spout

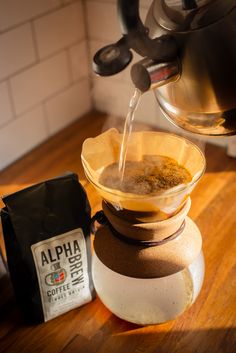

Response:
(131, 59), (180, 93)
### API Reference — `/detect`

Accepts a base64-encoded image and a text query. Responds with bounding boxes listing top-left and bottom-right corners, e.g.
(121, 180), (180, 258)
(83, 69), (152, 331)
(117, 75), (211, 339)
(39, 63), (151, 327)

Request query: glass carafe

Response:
(82, 130), (206, 325)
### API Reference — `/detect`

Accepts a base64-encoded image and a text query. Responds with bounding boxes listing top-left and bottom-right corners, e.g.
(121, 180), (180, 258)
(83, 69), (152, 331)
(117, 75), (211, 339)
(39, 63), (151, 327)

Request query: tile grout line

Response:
(6, 79), (17, 120)
(30, 21), (40, 63)
(1, 76), (89, 128)
(42, 102), (51, 137)
(0, 0), (84, 36)
(40, 76), (91, 137)
(81, 0), (95, 109)
(60, 0), (79, 8)
(0, 39), (85, 85)
(0, 3), (63, 36)
(41, 76), (89, 106)
(65, 48), (74, 84)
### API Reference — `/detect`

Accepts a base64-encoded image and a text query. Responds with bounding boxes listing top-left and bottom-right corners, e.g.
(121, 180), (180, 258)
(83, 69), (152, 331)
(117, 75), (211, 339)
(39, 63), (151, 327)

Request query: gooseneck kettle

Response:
(93, 0), (236, 136)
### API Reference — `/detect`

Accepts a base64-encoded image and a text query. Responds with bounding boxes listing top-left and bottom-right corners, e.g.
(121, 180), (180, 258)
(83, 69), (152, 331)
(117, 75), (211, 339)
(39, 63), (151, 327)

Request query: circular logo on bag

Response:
(45, 262), (67, 286)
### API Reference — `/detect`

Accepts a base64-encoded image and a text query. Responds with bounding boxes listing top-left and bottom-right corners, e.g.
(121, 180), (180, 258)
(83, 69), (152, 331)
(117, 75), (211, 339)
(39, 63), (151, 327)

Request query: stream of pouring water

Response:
(118, 88), (142, 180)
(118, 88), (205, 183)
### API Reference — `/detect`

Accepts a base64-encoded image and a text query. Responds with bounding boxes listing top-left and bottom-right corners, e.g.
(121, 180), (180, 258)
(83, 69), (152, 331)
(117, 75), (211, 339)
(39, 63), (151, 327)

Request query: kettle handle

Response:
(117, 0), (178, 61)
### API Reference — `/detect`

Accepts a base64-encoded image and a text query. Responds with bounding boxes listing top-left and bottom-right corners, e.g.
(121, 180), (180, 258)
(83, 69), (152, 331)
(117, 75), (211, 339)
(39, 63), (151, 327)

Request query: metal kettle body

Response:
(144, 0), (236, 135)
(93, 0), (236, 136)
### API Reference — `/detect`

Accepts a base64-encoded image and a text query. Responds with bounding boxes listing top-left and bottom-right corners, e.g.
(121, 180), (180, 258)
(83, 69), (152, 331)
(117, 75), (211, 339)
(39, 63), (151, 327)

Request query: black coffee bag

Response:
(1, 173), (95, 323)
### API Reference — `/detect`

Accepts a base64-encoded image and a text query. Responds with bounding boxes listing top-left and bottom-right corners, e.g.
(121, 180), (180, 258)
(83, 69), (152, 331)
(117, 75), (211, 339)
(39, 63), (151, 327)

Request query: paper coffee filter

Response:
(82, 129), (121, 171)
(81, 129), (205, 215)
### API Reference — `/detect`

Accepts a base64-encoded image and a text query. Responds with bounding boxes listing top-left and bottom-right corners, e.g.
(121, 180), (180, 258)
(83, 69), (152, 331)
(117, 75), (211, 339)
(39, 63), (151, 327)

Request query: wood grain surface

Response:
(0, 112), (235, 353)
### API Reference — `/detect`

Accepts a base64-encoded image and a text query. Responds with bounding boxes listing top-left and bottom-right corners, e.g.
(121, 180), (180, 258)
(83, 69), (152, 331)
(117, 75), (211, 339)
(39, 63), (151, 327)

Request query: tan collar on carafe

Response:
(93, 198), (202, 278)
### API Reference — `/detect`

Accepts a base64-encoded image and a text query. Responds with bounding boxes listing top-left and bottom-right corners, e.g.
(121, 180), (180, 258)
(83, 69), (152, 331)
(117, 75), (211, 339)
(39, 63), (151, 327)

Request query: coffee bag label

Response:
(31, 228), (92, 322)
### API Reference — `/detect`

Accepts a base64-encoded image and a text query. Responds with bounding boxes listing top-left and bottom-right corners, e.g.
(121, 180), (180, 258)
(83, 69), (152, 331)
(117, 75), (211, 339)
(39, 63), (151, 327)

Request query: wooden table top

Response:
(0, 112), (235, 353)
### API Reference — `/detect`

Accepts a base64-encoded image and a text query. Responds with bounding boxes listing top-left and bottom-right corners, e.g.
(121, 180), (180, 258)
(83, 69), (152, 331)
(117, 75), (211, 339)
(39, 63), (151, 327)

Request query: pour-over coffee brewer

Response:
(93, 0), (236, 136)
(86, 0), (232, 325)
(82, 130), (206, 325)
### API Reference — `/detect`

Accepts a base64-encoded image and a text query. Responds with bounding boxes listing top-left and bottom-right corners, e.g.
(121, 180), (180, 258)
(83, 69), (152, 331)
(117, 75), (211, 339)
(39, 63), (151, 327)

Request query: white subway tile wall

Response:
(69, 41), (90, 82)
(0, 106), (48, 171)
(11, 52), (71, 115)
(34, 2), (85, 59)
(0, 24), (36, 80)
(45, 79), (91, 134)
(86, 1), (121, 42)
(0, 0), (92, 171)
(0, 0), (61, 31)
